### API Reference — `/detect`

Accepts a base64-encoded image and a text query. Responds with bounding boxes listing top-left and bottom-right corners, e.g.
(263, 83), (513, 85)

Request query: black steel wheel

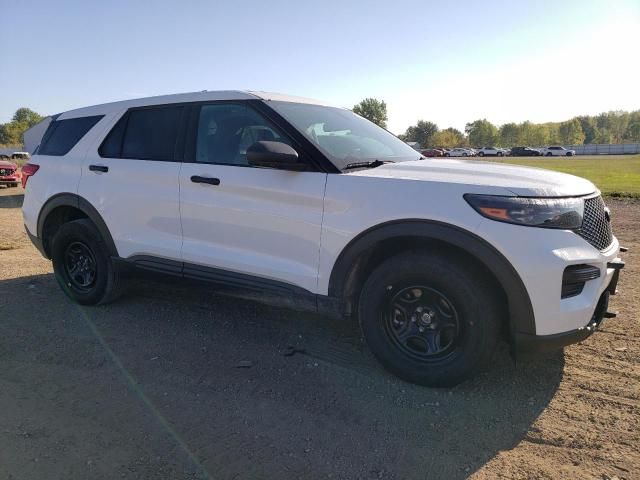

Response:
(359, 250), (501, 387)
(64, 241), (98, 292)
(384, 285), (461, 361)
(51, 219), (124, 305)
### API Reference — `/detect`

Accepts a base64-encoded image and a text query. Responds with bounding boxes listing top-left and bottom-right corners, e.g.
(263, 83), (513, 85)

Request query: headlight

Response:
(464, 194), (584, 229)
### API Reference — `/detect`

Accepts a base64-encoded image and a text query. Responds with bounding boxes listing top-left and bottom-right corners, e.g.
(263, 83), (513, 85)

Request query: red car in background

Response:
(0, 160), (21, 188)
(420, 148), (445, 157)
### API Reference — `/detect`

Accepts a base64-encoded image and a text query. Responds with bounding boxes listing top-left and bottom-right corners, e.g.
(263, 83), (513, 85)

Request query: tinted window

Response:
(121, 106), (183, 161)
(195, 103), (291, 165)
(38, 115), (103, 156)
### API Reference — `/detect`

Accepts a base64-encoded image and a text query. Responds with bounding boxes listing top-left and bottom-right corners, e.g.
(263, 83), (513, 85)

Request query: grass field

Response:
(485, 154), (640, 197)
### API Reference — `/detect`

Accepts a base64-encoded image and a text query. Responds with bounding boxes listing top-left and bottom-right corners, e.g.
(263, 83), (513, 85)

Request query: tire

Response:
(445, 153), (450, 157)
(545, 152), (552, 157)
(478, 152), (484, 157)
(497, 152), (503, 157)
(566, 152), (573, 156)
(358, 250), (501, 387)
(51, 219), (124, 305)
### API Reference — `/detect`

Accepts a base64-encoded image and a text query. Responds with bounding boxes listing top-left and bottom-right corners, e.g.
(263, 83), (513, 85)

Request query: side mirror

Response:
(247, 141), (306, 171)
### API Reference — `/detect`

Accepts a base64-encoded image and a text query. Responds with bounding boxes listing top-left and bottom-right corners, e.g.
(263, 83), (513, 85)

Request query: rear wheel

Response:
(358, 251), (501, 387)
(497, 152), (503, 157)
(478, 152), (484, 157)
(51, 219), (123, 305)
(546, 152), (553, 157)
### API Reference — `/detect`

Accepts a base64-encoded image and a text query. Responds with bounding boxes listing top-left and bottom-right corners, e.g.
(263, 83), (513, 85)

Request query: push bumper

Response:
(513, 257), (625, 355)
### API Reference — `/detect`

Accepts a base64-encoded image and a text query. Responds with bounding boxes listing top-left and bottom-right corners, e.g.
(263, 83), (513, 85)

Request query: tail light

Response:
(21, 163), (39, 188)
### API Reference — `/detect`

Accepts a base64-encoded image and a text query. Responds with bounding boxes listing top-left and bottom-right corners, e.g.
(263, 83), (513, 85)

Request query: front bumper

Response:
(513, 257), (624, 354)
(0, 177), (20, 184)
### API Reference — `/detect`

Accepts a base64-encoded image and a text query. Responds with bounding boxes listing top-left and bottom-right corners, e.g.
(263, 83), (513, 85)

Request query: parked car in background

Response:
(477, 147), (508, 157)
(445, 147), (472, 157)
(0, 154), (11, 161)
(464, 148), (477, 156)
(11, 152), (30, 160)
(510, 146), (542, 157)
(421, 148), (445, 157)
(0, 160), (20, 187)
(540, 146), (576, 157)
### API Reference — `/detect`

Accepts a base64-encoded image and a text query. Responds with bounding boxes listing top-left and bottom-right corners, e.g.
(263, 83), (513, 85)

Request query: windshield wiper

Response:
(342, 159), (393, 171)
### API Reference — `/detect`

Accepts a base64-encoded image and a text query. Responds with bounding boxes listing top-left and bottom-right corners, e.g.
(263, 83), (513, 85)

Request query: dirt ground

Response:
(0, 186), (637, 480)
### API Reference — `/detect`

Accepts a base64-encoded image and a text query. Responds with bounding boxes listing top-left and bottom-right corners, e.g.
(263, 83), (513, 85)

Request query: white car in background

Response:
(477, 147), (508, 157)
(540, 146), (576, 157)
(444, 147), (472, 157)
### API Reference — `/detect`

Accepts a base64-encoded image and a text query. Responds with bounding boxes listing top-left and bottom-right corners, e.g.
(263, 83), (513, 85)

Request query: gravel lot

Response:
(0, 186), (638, 479)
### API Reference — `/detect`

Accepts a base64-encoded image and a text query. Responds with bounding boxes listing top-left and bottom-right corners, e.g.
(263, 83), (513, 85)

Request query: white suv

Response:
(22, 91), (625, 387)
(444, 147), (472, 157)
(540, 146), (576, 156)
(477, 146), (507, 157)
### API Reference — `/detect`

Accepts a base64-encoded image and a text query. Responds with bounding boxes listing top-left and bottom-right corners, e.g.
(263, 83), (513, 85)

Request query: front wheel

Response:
(358, 251), (501, 387)
(51, 219), (123, 305)
(497, 152), (503, 157)
(546, 152), (553, 157)
(478, 152), (484, 157)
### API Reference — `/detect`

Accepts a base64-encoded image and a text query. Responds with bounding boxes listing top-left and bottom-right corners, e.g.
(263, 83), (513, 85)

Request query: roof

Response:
(58, 90), (330, 120)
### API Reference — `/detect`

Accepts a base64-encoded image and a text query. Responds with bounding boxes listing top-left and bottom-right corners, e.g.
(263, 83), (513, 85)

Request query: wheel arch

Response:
(37, 193), (118, 259)
(327, 219), (536, 336)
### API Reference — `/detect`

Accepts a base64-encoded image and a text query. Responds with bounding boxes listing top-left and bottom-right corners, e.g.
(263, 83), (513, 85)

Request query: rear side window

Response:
(100, 106), (183, 160)
(38, 115), (103, 156)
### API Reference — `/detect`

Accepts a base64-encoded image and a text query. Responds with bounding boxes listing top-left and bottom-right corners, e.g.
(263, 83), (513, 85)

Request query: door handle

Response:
(89, 165), (109, 173)
(191, 175), (220, 186)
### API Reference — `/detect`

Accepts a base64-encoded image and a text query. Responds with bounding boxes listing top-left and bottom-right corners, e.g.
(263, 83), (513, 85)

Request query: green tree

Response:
(0, 124), (10, 145)
(432, 127), (465, 148)
(12, 108), (43, 127)
(465, 119), (498, 147)
(557, 119), (585, 145)
(0, 107), (44, 145)
(352, 98), (388, 128)
(576, 116), (598, 144)
(498, 123), (519, 147)
(404, 120), (439, 148)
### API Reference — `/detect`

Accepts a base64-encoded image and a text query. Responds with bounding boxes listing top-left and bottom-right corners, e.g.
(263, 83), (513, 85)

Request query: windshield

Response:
(267, 101), (422, 170)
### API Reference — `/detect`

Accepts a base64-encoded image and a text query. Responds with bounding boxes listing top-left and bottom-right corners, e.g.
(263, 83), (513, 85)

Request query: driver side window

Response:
(195, 103), (291, 165)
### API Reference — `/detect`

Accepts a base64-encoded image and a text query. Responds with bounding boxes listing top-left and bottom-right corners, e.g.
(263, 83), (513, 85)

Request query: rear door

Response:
(78, 105), (185, 260)
(179, 102), (326, 293)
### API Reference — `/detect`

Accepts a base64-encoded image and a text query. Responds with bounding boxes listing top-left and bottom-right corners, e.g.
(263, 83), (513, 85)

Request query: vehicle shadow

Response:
(0, 272), (564, 480)
(0, 190), (24, 208)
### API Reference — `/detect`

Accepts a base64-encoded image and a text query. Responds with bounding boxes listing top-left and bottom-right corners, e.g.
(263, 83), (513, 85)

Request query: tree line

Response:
(352, 98), (640, 148)
(3, 102), (639, 150)
(0, 108), (44, 146)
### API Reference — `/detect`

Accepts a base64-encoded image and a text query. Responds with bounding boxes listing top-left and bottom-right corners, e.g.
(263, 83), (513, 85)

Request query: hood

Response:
(0, 160), (17, 169)
(348, 159), (597, 197)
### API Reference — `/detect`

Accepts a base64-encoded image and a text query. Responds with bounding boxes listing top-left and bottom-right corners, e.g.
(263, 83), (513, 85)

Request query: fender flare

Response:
(37, 192), (119, 258)
(328, 220), (536, 336)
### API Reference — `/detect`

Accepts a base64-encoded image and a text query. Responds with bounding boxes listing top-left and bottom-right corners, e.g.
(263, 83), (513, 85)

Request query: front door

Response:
(179, 102), (326, 293)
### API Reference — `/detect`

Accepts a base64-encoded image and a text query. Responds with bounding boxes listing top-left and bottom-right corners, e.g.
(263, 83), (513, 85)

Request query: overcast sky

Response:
(1, 0), (639, 134)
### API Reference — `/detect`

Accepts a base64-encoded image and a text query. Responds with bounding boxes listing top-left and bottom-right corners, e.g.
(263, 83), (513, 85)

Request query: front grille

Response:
(0, 169), (14, 176)
(578, 196), (613, 250)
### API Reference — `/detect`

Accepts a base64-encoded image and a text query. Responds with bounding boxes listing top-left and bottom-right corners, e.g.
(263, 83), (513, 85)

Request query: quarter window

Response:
(38, 115), (103, 156)
(195, 103), (290, 165)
